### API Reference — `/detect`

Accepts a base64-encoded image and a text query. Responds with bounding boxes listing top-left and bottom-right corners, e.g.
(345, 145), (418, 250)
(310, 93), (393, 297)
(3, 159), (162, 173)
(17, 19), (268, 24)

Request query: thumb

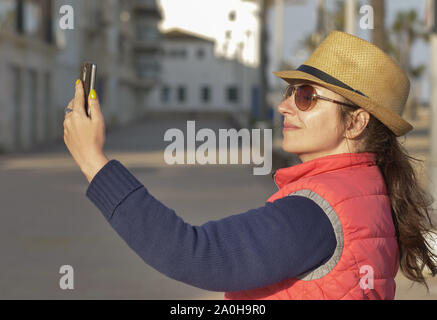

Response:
(88, 89), (103, 121)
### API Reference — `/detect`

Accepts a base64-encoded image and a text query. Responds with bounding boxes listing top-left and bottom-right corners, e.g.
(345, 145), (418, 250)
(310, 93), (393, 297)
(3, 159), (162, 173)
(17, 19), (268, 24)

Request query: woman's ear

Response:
(345, 108), (370, 139)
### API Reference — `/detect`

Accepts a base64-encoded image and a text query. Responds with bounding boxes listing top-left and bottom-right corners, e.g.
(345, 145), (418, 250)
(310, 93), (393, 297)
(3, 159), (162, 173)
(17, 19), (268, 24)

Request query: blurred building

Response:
(146, 28), (258, 119)
(0, 0), (161, 153)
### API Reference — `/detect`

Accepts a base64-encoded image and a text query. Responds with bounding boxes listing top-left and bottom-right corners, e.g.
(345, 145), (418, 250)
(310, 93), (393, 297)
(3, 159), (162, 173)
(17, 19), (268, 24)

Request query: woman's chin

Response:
(281, 142), (303, 155)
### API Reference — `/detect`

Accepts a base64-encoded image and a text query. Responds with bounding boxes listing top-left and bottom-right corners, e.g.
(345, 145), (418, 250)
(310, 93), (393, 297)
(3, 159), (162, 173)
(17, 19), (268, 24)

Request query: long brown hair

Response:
(340, 105), (437, 290)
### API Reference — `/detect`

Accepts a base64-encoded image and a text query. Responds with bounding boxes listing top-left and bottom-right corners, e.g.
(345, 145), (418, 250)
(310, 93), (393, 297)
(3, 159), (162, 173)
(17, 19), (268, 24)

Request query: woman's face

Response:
(278, 81), (350, 162)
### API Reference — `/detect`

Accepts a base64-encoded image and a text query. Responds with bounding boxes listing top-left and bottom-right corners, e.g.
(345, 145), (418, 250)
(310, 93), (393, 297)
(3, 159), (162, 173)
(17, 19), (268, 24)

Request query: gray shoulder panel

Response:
(288, 189), (344, 281)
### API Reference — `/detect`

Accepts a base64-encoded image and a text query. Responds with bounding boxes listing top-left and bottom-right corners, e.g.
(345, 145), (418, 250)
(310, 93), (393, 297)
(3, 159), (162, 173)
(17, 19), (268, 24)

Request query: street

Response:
(0, 113), (436, 299)
(0, 114), (277, 299)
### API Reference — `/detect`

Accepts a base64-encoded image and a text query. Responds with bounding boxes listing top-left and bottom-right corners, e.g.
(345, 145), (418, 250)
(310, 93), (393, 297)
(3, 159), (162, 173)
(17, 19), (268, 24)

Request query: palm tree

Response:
(390, 10), (425, 71)
(299, 33), (321, 55)
(299, 0), (329, 55)
(300, 0), (352, 55)
(388, 9), (427, 120)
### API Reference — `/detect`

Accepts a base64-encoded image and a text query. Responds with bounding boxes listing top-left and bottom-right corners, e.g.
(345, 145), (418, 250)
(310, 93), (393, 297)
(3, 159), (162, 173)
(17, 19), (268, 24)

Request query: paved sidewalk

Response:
(1, 111), (435, 299)
(0, 115), (276, 299)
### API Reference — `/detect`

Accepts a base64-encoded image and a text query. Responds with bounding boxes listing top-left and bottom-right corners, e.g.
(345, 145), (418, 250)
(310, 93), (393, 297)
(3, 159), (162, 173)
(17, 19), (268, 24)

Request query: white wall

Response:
(147, 36), (258, 113)
(0, 0), (159, 153)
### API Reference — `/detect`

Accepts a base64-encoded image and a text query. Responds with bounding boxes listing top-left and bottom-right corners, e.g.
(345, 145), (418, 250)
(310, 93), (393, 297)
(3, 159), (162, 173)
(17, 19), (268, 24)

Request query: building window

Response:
(228, 11), (236, 21)
(23, 1), (42, 36)
(177, 86), (186, 102)
(196, 48), (205, 59)
(137, 24), (159, 42)
(136, 56), (160, 80)
(200, 86), (211, 103)
(169, 49), (187, 58)
(161, 86), (170, 103)
(3, 0), (53, 43)
(226, 86), (239, 103)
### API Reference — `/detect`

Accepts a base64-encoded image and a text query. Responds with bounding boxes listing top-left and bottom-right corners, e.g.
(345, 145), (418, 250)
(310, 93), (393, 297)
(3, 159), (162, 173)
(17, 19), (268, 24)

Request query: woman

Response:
(63, 31), (437, 299)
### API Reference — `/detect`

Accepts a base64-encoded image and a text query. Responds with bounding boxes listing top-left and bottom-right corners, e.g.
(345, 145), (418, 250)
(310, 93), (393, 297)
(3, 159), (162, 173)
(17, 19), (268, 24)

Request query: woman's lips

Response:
(283, 124), (300, 131)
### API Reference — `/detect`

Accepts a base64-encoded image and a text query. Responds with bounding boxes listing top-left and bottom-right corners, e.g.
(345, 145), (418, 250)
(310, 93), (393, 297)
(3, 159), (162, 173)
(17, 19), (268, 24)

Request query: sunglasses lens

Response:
(295, 85), (314, 111)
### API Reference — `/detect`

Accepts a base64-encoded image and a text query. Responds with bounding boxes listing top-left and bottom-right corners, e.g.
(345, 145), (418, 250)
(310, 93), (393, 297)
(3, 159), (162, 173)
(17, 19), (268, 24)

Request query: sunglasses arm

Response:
(314, 94), (355, 107)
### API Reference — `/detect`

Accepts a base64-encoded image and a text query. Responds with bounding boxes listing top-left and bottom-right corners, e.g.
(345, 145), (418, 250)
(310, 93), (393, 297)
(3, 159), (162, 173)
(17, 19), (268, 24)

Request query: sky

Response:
(158, 0), (259, 65)
(158, 0), (431, 102)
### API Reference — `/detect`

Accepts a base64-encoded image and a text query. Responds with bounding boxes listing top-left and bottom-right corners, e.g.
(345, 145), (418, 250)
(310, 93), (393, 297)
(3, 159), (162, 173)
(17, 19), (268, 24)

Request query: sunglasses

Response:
(283, 84), (356, 111)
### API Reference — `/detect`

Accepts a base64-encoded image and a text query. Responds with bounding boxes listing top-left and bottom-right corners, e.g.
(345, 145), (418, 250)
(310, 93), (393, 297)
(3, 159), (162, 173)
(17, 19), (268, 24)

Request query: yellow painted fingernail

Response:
(89, 89), (97, 99)
(75, 79), (80, 85)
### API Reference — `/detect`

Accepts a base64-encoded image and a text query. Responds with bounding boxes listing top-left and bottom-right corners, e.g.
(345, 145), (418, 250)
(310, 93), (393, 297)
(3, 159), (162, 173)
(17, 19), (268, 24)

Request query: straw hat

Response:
(273, 31), (413, 136)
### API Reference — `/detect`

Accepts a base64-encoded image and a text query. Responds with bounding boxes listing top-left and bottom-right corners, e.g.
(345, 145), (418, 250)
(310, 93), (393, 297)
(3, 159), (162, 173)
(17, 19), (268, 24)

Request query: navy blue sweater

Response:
(86, 160), (336, 292)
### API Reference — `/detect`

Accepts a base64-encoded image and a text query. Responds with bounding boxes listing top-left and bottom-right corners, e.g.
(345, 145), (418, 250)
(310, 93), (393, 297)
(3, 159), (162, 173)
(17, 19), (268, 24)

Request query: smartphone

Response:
(79, 62), (97, 117)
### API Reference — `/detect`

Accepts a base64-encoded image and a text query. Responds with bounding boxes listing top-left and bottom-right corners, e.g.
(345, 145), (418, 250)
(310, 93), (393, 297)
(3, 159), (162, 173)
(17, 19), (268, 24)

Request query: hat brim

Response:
(273, 70), (413, 136)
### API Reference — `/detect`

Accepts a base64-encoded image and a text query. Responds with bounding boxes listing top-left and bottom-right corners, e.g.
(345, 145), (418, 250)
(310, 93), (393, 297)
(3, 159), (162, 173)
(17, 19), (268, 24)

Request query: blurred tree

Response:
(390, 10), (426, 70)
(331, 0), (345, 30)
(388, 9), (428, 120)
(299, 33), (320, 55)
(243, 0), (308, 122)
(300, 0), (360, 55)
(279, 60), (295, 70)
(299, 0), (328, 55)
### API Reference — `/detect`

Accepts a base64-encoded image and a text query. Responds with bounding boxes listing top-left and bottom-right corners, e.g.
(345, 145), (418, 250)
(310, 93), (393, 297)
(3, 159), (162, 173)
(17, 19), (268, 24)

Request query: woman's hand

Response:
(63, 80), (109, 183)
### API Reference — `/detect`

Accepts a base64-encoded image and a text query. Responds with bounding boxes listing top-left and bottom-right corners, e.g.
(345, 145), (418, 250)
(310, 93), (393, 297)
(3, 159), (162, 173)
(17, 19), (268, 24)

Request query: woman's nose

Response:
(277, 98), (297, 116)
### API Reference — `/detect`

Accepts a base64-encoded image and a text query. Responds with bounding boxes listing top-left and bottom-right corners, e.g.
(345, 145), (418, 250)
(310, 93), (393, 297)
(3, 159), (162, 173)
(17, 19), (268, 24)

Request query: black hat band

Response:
(297, 65), (368, 98)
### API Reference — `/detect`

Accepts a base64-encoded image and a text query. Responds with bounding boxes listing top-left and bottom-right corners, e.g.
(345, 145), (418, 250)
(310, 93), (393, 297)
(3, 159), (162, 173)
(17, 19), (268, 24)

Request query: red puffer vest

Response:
(225, 152), (399, 300)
